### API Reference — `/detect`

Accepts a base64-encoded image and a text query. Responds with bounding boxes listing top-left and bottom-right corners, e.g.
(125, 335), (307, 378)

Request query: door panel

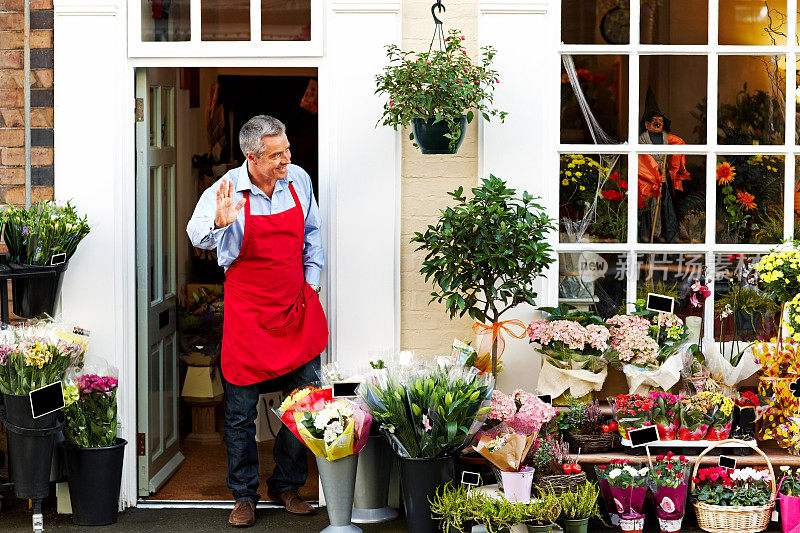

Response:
(136, 67), (183, 496)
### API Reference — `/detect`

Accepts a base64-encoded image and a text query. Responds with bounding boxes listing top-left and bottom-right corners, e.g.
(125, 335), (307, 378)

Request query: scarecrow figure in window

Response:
(638, 90), (691, 243)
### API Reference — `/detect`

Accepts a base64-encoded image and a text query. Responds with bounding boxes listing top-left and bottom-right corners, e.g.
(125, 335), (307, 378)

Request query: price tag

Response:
(73, 326), (90, 337)
(646, 293), (675, 314)
(50, 253), (66, 266)
(628, 425), (660, 448)
(461, 471), (481, 487)
(29, 381), (65, 419)
(332, 381), (360, 398)
(772, 510), (779, 522)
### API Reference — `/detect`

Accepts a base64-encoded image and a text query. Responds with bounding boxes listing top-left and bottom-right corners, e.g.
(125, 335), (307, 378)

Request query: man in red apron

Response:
(187, 115), (328, 527)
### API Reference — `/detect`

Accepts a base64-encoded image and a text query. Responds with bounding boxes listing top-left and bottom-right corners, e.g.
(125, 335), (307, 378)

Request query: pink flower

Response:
(699, 286), (711, 298)
(423, 414), (432, 432)
(691, 280), (701, 292)
(488, 391), (516, 422)
(690, 294), (700, 308)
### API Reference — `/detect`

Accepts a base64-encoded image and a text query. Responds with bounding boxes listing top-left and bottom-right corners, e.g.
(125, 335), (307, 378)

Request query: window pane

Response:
(716, 155), (784, 244)
(640, 0), (708, 45)
(638, 154), (706, 244)
(718, 55), (785, 145)
(795, 156), (800, 238)
(559, 252), (626, 319)
(560, 154), (628, 243)
(561, 55), (629, 144)
(713, 253), (779, 342)
(636, 253), (704, 315)
(141, 0), (190, 41)
(719, 0), (787, 46)
(640, 56), (707, 144)
(202, 0), (250, 41)
(261, 0), (311, 41)
(562, 1), (629, 44)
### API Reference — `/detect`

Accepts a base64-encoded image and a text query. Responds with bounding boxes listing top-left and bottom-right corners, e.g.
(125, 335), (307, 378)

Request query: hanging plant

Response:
(375, 28), (507, 153)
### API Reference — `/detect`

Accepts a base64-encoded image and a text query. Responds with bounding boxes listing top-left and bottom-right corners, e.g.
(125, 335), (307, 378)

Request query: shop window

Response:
(713, 253), (779, 342)
(261, 0), (311, 41)
(795, 157), (800, 238)
(640, 0), (708, 45)
(562, 0), (629, 45)
(640, 56), (707, 145)
(638, 154), (706, 244)
(561, 55), (629, 144)
(558, 252), (627, 319)
(636, 253), (703, 315)
(718, 55), (786, 145)
(719, 0), (787, 46)
(559, 154), (628, 243)
(202, 0), (250, 41)
(716, 154), (784, 244)
(141, 0), (191, 41)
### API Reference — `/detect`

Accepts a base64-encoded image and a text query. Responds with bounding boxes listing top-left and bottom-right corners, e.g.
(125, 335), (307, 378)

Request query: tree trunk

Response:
(491, 336), (498, 379)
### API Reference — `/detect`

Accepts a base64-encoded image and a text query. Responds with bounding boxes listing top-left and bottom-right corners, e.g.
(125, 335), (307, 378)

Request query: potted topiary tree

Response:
(375, 28), (507, 154)
(411, 175), (556, 376)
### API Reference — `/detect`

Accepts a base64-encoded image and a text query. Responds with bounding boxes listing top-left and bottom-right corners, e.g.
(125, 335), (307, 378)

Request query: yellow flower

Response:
(565, 171), (572, 176)
(575, 172), (583, 177)
(579, 186), (586, 191)
(562, 179), (569, 186)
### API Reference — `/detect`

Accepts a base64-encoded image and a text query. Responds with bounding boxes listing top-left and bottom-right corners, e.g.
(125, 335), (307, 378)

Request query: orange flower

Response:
(737, 191), (757, 210)
(716, 162), (735, 185)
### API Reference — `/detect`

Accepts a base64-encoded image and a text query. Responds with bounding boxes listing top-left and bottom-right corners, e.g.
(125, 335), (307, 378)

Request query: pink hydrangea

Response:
(527, 320), (610, 352)
(510, 389), (557, 436)
(606, 315), (659, 365)
(488, 390), (517, 422)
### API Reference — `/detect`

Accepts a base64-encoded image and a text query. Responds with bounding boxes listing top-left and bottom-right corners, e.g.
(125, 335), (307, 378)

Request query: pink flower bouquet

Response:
(481, 389), (557, 438)
(527, 319), (610, 371)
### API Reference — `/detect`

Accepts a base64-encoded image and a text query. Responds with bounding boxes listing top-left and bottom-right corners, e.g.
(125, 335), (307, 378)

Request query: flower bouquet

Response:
(777, 419), (800, 456)
(601, 460), (650, 533)
(649, 452), (691, 533)
(62, 373), (119, 448)
(0, 321), (87, 395)
(778, 466), (800, 533)
(475, 432), (536, 502)
(678, 393), (713, 441)
(754, 340), (800, 444)
(649, 392), (681, 440)
(278, 387), (372, 533)
(482, 388), (557, 439)
(528, 317), (609, 404)
(611, 394), (654, 440)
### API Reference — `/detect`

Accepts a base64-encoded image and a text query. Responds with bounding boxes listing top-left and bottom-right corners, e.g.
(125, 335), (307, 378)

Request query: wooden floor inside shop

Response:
(143, 438), (319, 501)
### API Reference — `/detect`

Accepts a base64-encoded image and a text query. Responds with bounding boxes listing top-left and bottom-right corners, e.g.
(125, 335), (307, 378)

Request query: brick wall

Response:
(400, 0), (478, 356)
(0, 0), (54, 206)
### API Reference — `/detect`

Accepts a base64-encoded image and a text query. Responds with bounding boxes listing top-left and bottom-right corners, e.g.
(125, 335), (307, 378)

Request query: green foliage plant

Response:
(558, 481), (603, 521)
(1, 200), (90, 266)
(411, 175), (555, 375)
(522, 489), (562, 526)
(375, 28), (507, 151)
(429, 482), (476, 533)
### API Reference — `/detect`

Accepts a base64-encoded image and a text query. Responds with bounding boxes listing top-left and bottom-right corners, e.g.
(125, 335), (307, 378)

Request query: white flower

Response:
(781, 465), (791, 473)
(323, 420), (344, 444)
(639, 467), (649, 476)
(609, 469), (622, 479)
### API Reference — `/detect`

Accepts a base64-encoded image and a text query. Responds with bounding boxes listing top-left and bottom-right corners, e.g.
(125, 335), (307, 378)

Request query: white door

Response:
(135, 67), (184, 496)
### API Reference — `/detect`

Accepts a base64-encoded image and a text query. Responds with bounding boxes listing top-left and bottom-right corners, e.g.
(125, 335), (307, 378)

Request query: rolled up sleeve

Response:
(302, 174), (324, 285)
(187, 181), (228, 250)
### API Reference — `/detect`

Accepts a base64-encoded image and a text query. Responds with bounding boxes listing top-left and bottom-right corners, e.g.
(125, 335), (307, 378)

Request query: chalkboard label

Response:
(537, 394), (552, 404)
(461, 471), (481, 487)
(30, 381), (65, 419)
(332, 381), (360, 398)
(646, 293), (675, 314)
(628, 425), (660, 447)
(719, 455), (737, 469)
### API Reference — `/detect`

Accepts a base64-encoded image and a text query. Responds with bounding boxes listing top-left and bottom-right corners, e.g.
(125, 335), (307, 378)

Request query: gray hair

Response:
(239, 115), (286, 157)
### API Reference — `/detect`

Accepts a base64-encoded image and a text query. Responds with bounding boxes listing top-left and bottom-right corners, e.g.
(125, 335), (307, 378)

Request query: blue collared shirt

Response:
(186, 162), (324, 285)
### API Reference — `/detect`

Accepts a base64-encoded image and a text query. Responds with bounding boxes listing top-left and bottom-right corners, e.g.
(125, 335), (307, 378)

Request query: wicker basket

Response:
(691, 439), (775, 533)
(565, 431), (620, 454)
(536, 472), (587, 495)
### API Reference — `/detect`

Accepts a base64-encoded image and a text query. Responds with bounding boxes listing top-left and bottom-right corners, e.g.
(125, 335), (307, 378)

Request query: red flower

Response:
(601, 190), (624, 202)
(618, 180), (628, 191)
(677, 472), (684, 479)
(598, 464), (607, 470)
(657, 455), (665, 461)
(710, 472), (719, 482)
(656, 470), (663, 475)
(666, 464), (673, 470)
(609, 172), (620, 181)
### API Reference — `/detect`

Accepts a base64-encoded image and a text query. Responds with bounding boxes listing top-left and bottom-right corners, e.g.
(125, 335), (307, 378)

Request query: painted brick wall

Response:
(400, 0), (478, 356)
(0, 0), (54, 206)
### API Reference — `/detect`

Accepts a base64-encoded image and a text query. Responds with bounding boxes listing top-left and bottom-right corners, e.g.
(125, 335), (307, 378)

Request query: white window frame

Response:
(128, 0), (323, 57)
(551, 0), (798, 347)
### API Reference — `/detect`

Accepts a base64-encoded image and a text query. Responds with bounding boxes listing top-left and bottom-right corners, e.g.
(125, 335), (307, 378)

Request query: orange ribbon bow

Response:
(471, 319), (527, 374)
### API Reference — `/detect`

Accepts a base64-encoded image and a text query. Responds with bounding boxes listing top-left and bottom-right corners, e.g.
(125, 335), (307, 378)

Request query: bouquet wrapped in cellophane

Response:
(358, 362), (494, 458)
(0, 320), (88, 395)
(276, 386), (371, 461)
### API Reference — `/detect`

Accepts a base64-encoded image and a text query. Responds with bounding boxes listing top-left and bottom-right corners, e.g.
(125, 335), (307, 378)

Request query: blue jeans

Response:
(222, 356), (321, 503)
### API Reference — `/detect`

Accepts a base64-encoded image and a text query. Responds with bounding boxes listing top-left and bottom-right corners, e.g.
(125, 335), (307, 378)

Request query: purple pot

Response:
(651, 483), (688, 533)
(608, 485), (648, 519)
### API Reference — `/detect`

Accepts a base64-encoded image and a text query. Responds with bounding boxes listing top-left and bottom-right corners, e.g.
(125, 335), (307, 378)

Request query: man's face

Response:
(247, 132), (291, 181)
(646, 115), (664, 133)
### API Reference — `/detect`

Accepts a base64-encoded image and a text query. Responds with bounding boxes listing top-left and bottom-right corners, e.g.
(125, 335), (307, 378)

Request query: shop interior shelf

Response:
(576, 447), (800, 467)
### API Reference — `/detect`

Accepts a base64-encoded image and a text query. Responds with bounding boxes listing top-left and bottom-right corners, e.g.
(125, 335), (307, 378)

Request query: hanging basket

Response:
(691, 439), (775, 533)
(411, 115), (467, 155)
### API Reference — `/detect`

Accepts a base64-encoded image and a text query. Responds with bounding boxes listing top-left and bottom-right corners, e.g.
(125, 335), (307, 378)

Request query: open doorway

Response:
(135, 66), (320, 502)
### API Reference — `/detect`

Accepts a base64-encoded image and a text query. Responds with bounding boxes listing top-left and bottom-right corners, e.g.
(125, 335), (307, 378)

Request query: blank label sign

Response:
(628, 425), (660, 447)
(646, 293), (675, 314)
(29, 381), (65, 419)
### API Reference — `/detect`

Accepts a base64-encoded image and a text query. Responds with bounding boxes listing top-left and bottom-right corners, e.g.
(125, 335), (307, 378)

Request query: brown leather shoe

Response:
(228, 501), (255, 527)
(268, 489), (316, 515)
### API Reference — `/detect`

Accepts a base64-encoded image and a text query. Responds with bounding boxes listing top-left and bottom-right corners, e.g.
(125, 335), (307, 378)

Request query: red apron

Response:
(221, 183), (328, 386)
